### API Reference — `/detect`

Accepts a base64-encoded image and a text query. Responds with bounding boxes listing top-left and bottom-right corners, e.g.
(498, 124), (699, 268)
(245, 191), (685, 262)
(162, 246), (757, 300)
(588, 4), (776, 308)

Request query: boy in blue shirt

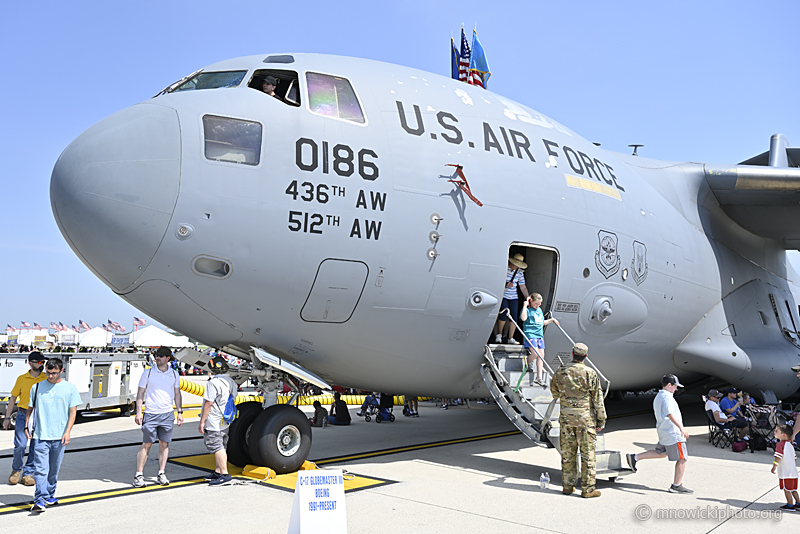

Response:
(24, 358), (81, 512)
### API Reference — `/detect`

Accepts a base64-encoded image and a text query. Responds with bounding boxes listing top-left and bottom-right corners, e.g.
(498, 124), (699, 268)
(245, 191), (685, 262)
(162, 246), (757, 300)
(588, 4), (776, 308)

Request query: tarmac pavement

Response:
(1, 389), (797, 533)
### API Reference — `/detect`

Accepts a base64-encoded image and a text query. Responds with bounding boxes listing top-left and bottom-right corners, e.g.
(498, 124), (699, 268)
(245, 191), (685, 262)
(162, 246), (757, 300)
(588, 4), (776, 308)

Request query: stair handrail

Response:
(550, 321), (612, 398)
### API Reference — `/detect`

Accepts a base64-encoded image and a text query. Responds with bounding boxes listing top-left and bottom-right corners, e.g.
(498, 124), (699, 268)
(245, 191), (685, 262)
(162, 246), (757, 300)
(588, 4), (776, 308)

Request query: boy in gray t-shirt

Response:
(199, 356), (237, 485)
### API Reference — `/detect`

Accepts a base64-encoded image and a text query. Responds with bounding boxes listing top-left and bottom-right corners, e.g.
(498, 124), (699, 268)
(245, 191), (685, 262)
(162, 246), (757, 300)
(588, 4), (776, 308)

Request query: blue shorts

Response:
(500, 298), (519, 322)
(524, 337), (545, 350)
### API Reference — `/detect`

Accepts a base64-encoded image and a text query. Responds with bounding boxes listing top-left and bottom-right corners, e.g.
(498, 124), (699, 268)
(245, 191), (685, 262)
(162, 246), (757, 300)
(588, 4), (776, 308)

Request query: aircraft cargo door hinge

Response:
(446, 164), (483, 207)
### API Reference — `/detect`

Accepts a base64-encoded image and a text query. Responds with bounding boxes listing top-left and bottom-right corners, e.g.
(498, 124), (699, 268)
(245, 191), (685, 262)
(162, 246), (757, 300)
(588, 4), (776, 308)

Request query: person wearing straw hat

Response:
(495, 253), (530, 344)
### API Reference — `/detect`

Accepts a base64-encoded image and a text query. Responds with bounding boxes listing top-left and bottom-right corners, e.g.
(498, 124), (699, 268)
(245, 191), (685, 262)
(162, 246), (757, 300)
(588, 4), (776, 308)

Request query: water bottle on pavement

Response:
(544, 472), (550, 490)
(322, 417), (327, 428)
(539, 472), (546, 489)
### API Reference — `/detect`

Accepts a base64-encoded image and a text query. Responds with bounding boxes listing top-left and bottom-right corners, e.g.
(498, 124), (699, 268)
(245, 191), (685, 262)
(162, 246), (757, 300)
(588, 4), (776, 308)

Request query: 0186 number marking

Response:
(295, 138), (379, 181)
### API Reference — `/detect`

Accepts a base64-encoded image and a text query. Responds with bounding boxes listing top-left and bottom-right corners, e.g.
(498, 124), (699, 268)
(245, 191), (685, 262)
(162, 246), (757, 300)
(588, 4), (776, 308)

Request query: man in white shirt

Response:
(133, 347), (183, 488)
(626, 374), (692, 494)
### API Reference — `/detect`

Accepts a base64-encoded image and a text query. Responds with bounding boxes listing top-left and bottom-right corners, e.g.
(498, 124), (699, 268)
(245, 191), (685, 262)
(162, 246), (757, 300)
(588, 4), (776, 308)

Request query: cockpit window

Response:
(247, 69), (301, 107)
(202, 115), (262, 166)
(306, 72), (365, 124)
(170, 71), (247, 93)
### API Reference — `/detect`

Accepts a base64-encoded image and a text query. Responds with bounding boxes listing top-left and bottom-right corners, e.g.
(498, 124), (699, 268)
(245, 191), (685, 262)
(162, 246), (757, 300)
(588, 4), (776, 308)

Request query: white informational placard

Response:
(287, 469), (347, 534)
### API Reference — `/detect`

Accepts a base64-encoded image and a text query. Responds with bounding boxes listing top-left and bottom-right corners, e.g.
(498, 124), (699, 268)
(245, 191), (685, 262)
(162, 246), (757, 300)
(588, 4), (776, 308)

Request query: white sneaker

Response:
(508, 338), (520, 345)
(156, 473), (170, 486)
(132, 475), (146, 488)
(494, 334), (502, 343)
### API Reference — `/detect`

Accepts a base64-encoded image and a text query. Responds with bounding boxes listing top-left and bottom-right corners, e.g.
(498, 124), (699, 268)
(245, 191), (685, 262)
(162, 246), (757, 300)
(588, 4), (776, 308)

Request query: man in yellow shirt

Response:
(3, 351), (47, 485)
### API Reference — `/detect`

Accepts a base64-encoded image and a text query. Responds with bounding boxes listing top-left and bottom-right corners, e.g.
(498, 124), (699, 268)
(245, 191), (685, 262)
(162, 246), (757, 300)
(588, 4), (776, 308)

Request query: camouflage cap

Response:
(572, 343), (588, 357)
(207, 354), (229, 373)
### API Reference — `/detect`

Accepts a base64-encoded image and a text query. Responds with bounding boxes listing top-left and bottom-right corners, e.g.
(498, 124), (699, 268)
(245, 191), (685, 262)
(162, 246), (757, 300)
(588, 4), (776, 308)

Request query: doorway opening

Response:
(494, 242), (559, 344)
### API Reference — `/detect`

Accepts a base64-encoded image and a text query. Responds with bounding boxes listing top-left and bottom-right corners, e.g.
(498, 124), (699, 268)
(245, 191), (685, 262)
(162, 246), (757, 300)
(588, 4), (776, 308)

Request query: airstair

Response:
(480, 316), (633, 482)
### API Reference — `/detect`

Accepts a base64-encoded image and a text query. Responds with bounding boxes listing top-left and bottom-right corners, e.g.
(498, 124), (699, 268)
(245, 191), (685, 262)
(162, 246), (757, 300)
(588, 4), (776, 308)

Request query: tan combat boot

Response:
(562, 486), (574, 495)
(21, 475), (35, 486)
(9, 470), (21, 485)
(581, 489), (601, 498)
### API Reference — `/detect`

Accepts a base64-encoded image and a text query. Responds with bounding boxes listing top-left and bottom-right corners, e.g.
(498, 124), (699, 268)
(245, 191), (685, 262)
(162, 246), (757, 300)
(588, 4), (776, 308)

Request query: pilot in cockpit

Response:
(262, 75), (278, 97)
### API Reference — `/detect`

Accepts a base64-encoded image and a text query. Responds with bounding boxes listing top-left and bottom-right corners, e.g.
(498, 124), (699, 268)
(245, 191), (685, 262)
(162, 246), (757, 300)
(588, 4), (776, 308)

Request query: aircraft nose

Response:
(50, 103), (181, 293)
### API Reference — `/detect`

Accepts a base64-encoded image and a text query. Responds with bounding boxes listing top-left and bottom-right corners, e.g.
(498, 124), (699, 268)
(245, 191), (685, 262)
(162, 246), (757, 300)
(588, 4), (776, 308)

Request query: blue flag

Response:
(451, 37), (460, 80)
(468, 30), (491, 88)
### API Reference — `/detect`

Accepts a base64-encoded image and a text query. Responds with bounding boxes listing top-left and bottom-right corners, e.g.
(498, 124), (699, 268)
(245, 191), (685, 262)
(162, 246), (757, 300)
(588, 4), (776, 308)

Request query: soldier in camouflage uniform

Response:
(550, 342), (606, 498)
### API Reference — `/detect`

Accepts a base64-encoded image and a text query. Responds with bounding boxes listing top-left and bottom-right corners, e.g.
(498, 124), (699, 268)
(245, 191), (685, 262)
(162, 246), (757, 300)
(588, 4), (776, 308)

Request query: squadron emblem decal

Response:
(631, 240), (648, 285)
(595, 230), (620, 279)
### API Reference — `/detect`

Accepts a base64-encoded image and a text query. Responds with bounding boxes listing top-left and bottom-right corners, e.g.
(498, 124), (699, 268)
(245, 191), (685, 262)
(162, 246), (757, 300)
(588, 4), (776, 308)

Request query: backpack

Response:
(213, 377), (238, 424)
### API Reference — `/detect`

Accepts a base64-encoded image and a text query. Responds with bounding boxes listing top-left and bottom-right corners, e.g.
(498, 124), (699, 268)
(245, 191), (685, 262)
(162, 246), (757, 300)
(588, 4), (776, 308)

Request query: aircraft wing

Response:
(704, 135), (800, 249)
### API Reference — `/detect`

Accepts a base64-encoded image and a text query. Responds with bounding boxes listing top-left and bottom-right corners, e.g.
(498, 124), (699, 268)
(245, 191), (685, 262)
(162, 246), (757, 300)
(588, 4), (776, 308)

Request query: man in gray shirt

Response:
(199, 355), (237, 485)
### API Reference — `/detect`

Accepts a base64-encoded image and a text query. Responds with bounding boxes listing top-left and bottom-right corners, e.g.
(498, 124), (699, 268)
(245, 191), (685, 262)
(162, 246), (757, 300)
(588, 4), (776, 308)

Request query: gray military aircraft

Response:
(50, 53), (800, 471)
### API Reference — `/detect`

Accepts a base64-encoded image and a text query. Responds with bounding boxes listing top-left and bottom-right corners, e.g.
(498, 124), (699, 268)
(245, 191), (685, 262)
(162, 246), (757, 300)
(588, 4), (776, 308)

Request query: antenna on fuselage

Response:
(628, 144), (644, 156)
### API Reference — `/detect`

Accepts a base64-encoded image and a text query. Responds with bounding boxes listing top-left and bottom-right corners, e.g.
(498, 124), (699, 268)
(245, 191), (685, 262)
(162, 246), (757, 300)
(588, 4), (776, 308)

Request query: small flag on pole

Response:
(468, 29), (491, 88)
(5, 325), (16, 332)
(458, 28), (471, 82)
(34, 323), (43, 330)
(79, 320), (91, 331)
(133, 317), (146, 326)
(21, 321), (31, 328)
(451, 37), (460, 80)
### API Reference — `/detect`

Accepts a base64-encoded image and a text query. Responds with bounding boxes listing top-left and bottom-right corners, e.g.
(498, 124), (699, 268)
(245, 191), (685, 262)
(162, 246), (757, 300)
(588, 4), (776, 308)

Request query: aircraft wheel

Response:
(248, 404), (312, 474)
(227, 402), (264, 467)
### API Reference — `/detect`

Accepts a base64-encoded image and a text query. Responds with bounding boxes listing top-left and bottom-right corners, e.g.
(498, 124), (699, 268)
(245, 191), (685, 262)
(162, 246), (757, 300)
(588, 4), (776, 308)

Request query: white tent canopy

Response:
(14, 329), (54, 347)
(78, 327), (113, 348)
(131, 325), (193, 348)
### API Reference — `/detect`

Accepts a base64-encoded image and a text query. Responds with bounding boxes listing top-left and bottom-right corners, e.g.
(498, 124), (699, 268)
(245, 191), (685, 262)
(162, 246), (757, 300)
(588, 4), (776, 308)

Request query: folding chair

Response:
(704, 395), (734, 448)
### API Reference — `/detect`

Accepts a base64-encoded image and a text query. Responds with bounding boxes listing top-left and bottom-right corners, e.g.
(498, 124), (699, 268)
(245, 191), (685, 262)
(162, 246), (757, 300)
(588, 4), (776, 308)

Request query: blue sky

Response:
(1, 0), (798, 333)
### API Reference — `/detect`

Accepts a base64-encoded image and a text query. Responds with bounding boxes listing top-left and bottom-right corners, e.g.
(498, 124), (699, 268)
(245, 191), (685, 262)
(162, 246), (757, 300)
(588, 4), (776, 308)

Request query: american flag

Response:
(33, 322), (43, 330)
(71, 325), (79, 332)
(102, 324), (110, 331)
(50, 321), (59, 330)
(108, 319), (122, 331)
(458, 28), (470, 82)
(79, 320), (91, 332)
(133, 317), (146, 326)
(5, 324), (16, 332)
(21, 321), (31, 328)
(59, 322), (67, 331)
